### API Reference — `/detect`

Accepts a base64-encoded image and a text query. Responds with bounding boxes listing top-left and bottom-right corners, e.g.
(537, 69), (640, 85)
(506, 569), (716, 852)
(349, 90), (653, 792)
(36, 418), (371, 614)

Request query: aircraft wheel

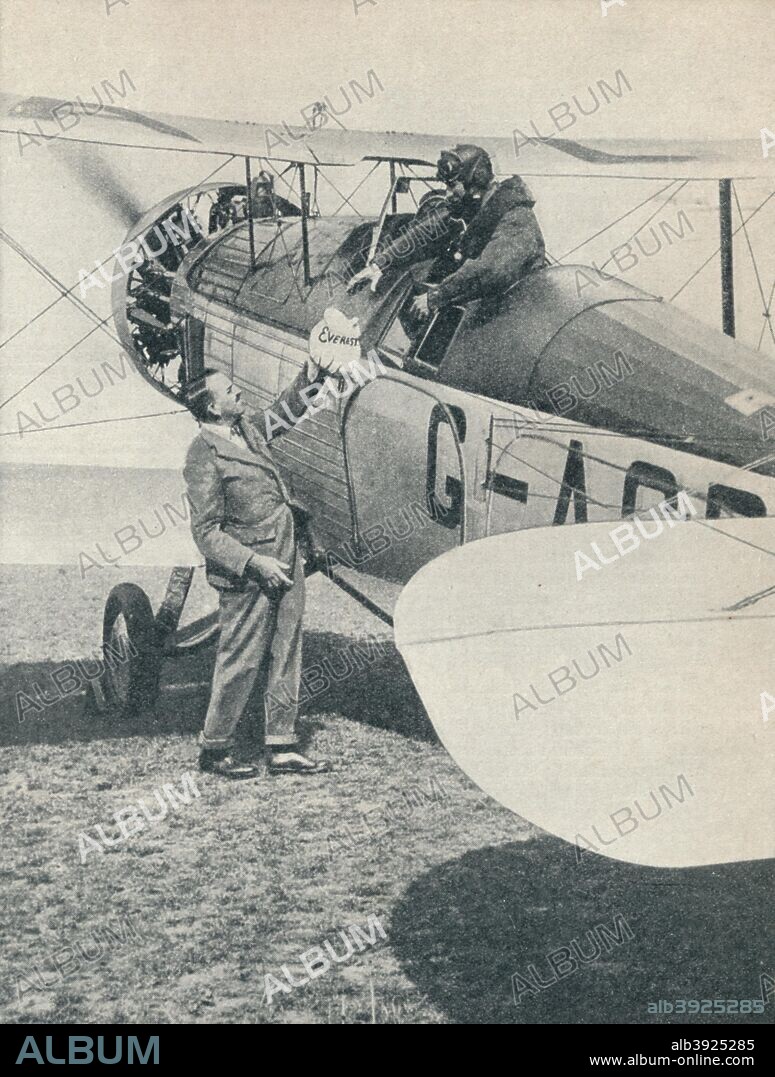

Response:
(102, 584), (162, 717)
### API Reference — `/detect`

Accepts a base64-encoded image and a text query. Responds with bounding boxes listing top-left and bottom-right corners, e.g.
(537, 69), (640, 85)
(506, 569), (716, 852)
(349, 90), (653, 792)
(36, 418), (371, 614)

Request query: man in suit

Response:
(183, 343), (337, 779)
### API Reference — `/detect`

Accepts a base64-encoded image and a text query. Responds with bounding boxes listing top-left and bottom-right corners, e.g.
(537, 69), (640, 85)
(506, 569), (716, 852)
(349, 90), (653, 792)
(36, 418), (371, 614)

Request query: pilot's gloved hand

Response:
(347, 262), (383, 294)
(410, 291), (431, 319)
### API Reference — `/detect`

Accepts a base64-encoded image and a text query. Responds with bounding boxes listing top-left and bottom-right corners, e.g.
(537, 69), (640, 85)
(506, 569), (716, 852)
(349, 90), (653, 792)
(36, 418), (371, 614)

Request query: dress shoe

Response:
(199, 751), (259, 779)
(268, 750), (331, 775)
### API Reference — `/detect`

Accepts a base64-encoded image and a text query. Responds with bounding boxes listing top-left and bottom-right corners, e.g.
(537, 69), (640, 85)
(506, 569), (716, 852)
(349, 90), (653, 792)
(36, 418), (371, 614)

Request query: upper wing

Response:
(0, 90), (351, 164)
(1, 90), (773, 178)
(394, 517), (775, 868)
(505, 134), (775, 180)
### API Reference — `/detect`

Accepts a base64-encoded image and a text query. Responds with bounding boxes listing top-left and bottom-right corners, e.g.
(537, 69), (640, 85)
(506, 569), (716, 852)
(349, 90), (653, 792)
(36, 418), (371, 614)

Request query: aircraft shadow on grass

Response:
(3, 630), (771, 1027)
(389, 840), (774, 1025)
(0, 629), (437, 749)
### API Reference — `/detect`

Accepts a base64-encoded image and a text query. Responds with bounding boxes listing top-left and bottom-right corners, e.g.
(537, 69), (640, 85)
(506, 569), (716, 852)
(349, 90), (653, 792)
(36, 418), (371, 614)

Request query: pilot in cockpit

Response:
(347, 144), (545, 322)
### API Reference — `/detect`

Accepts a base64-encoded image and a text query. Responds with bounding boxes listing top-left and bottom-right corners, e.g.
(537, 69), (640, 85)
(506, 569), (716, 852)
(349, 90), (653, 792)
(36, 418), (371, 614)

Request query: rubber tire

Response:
(102, 583), (162, 717)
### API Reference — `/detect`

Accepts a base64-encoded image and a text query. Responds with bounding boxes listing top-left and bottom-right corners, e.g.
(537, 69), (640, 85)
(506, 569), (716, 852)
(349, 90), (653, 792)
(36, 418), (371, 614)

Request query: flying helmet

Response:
(436, 144), (494, 195)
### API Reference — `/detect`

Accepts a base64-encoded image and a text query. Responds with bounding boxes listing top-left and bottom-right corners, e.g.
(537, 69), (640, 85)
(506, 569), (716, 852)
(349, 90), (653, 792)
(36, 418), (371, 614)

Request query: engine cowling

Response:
(111, 182), (246, 402)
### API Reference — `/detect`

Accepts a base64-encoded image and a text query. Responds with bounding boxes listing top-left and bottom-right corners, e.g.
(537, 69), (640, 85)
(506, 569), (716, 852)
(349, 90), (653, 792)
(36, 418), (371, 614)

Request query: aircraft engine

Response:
(111, 182), (246, 402)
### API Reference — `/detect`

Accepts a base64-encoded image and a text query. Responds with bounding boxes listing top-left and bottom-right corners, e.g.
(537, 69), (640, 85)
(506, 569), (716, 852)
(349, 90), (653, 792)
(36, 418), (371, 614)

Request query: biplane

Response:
(1, 94), (773, 867)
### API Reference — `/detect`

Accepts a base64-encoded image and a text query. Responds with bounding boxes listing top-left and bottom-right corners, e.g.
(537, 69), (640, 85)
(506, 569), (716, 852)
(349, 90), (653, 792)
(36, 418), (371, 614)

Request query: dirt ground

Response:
(0, 565), (771, 1024)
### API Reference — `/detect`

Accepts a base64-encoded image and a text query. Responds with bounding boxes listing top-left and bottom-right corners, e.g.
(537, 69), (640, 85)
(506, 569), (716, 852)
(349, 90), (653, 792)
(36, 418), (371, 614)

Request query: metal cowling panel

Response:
(231, 317), (355, 548)
(194, 228), (255, 304)
(442, 264), (657, 403)
(271, 403), (354, 548)
(534, 298), (775, 471)
(197, 265), (245, 305)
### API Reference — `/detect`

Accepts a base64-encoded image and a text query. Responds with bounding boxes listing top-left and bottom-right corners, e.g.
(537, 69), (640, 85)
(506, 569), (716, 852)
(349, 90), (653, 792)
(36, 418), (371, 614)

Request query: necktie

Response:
(230, 424), (247, 450)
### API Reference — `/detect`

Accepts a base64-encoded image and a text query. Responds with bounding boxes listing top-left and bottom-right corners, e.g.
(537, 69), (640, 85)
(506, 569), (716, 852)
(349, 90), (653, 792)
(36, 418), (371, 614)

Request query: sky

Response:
(0, 0), (772, 140)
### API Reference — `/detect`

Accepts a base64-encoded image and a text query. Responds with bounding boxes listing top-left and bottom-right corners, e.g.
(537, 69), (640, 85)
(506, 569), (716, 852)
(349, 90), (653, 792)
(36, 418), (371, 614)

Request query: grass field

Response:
(0, 565), (772, 1025)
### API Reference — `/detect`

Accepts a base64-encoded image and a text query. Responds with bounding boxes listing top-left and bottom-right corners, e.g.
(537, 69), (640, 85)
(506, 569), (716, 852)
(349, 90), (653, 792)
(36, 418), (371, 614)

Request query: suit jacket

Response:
(183, 367), (324, 592)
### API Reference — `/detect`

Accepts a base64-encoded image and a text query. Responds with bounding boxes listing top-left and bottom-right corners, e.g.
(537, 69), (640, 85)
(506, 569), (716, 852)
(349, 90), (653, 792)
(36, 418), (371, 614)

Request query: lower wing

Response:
(394, 516), (775, 868)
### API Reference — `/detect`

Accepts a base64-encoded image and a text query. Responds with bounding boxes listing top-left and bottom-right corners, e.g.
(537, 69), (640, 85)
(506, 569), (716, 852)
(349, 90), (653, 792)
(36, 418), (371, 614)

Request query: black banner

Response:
(0, 1022), (773, 1066)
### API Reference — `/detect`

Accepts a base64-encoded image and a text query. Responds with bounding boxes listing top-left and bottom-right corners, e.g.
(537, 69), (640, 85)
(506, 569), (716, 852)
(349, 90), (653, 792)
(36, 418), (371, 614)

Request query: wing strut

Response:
(719, 178), (735, 337)
(299, 164), (312, 286)
(245, 156), (257, 270)
(389, 160), (398, 214)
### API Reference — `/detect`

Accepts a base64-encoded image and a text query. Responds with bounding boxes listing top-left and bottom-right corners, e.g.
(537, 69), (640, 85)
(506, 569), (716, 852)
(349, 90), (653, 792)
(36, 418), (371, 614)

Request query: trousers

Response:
(199, 557), (305, 750)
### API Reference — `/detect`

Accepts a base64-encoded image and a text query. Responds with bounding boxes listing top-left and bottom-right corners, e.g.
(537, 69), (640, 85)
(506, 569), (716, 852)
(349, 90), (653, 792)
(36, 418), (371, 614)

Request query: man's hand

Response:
(347, 262), (382, 294)
(246, 554), (293, 592)
(410, 291), (430, 319)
